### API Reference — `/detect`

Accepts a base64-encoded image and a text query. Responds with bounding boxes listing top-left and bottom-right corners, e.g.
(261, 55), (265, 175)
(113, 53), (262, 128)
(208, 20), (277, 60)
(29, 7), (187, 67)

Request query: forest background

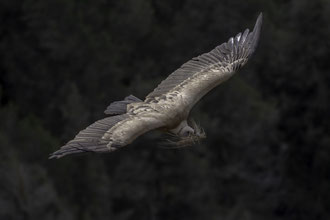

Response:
(1, 0), (330, 219)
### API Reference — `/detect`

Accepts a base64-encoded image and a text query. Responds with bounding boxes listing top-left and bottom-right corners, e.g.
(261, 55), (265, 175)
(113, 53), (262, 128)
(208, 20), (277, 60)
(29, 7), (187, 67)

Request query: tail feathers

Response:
(104, 95), (142, 115)
(49, 114), (129, 159)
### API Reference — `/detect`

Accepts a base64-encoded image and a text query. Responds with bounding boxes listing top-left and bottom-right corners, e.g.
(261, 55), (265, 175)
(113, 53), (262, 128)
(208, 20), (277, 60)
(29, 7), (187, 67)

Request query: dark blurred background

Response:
(1, 0), (330, 219)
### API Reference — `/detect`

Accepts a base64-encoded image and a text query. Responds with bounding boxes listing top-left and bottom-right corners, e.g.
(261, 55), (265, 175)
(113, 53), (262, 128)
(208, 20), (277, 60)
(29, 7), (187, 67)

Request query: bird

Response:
(49, 13), (263, 159)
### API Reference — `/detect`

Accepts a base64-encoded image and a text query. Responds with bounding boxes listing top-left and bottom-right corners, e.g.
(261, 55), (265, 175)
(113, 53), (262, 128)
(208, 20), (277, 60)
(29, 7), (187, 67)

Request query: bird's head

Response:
(178, 125), (195, 137)
(166, 119), (206, 147)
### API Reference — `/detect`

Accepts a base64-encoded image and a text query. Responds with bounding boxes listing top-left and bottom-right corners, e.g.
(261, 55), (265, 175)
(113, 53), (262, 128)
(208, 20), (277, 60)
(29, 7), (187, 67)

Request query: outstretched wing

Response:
(49, 107), (165, 159)
(145, 13), (262, 110)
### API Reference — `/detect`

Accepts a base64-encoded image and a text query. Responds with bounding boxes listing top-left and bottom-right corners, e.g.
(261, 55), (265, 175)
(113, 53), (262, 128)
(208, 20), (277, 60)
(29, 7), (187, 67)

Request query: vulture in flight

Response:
(50, 13), (262, 159)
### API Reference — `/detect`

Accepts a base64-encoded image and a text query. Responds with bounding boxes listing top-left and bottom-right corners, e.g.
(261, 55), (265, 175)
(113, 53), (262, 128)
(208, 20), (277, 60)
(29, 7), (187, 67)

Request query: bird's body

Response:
(50, 13), (263, 159)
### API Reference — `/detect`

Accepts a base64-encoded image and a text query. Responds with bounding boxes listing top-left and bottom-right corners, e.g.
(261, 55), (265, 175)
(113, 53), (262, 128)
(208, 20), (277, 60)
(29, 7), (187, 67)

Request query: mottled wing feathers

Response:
(49, 114), (129, 159)
(146, 13), (262, 100)
(105, 95), (142, 115)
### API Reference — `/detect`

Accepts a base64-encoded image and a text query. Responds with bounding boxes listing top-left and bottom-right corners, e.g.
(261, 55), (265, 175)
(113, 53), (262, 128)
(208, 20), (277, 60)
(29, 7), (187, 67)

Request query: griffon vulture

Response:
(50, 13), (262, 159)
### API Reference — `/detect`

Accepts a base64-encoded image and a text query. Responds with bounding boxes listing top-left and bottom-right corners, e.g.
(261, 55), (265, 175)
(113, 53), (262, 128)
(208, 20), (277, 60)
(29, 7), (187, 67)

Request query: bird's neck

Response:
(169, 120), (188, 135)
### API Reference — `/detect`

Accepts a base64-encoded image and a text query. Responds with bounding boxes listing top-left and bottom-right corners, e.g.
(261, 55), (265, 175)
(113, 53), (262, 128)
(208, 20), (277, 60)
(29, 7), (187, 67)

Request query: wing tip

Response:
(48, 143), (87, 159)
(257, 12), (263, 22)
(254, 12), (263, 32)
(247, 12), (263, 55)
(48, 148), (73, 159)
(48, 151), (63, 159)
(253, 12), (263, 38)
